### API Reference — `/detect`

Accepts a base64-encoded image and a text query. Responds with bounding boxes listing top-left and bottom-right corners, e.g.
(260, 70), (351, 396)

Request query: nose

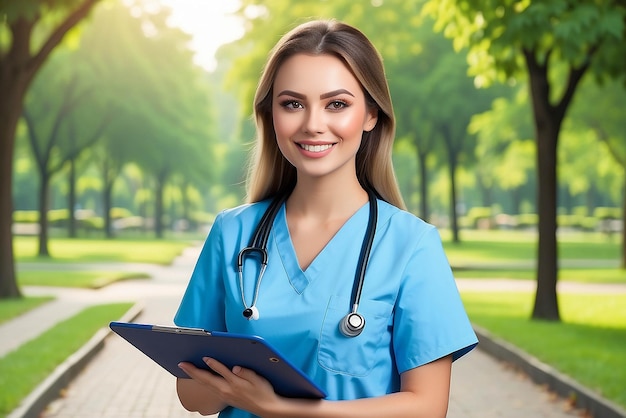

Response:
(303, 107), (325, 134)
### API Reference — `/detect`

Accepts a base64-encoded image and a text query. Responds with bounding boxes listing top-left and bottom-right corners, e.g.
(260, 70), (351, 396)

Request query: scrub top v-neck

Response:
(174, 198), (478, 418)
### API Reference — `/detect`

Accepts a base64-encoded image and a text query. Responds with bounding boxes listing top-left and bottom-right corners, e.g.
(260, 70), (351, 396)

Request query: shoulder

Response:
(375, 200), (443, 255)
(214, 200), (272, 227)
(377, 200), (435, 238)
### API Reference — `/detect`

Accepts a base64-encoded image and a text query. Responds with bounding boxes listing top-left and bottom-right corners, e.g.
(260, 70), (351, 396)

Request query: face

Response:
(271, 53), (377, 182)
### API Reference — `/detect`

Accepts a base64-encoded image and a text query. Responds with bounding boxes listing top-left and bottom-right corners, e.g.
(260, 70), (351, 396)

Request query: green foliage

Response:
(0, 302), (133, 416)
(110, 207), (133, 219)
(594, 207), (621, 220)
(425, 0), (626, 85)
(462, 206), (493, 228)
(12, 211), (38, 224)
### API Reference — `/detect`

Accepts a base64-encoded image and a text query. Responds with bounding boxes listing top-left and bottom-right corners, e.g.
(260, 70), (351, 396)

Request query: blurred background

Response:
(1, 0), (625, 300)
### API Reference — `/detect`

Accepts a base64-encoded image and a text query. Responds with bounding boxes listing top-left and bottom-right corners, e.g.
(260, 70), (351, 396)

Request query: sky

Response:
(157, 0), (245, 71)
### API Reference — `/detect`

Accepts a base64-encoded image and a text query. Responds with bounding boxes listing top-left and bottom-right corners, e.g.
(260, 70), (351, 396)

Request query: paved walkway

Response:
(6, 246), (620, 417)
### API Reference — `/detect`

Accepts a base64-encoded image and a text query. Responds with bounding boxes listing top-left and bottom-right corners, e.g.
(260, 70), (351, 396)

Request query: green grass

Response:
(17, 270), (150, 288)
(15, 236), (192, 265)
(462, 291), (626, 409)
(0, 302), (133, 416)
(0, 297), (54, 325)
(441, 229), (620, 262)
(438, 229), (624, 284)
(453, 267), (626, 284)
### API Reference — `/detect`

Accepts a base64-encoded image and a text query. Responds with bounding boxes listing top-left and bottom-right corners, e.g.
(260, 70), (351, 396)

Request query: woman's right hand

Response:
(177, 357), (283, 416)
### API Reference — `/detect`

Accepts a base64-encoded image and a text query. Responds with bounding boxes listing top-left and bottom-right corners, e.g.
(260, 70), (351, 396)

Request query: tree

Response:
(66, 0), (216, 238)
(425, 0), (626, 320)
(23, 48), (107, 254)
(0, 0), (102, 298)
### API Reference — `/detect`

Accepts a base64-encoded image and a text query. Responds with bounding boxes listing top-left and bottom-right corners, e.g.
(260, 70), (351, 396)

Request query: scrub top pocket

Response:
(317, 295), (393, 376)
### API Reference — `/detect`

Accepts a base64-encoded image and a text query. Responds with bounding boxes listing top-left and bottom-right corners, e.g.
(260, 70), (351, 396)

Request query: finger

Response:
(203, 357), (233, 378)
(178, 361), (207, 380)
(178, 361), (223, 385)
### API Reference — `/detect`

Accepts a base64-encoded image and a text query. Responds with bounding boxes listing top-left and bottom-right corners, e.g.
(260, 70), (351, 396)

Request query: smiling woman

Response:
(156, 0), (244, 71)
(173, 19), (478, 418)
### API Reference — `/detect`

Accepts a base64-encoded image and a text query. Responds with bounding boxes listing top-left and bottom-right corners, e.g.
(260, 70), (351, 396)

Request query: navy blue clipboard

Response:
(109, 321), (326, 399)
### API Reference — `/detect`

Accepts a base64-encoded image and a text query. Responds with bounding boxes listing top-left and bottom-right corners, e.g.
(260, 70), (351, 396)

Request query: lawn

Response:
(0, 303), (133, 416)
(15, 236), (193, 265)
(13, 236), (192, 292)
(17, 270), (150, 288)
(441, 229), (623, 284)
(461, 291), (626, 410)
(0, 296), (53, 325)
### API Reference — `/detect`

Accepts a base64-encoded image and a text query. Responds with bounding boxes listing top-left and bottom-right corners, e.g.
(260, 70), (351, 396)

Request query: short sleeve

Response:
(174, 213), (227, 331)
(393, 226), (477, 373)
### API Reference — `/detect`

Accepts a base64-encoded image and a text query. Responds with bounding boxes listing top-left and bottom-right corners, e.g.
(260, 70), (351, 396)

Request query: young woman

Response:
(174, 19), (477, 418)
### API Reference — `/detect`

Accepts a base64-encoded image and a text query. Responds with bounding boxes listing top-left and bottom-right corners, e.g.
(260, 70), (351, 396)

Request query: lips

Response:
(298, 143), (335, 152)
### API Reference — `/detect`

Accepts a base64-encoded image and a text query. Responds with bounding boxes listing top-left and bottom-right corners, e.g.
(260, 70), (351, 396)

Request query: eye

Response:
(326, 100), (349, 111)
(279, 100), (304, 110)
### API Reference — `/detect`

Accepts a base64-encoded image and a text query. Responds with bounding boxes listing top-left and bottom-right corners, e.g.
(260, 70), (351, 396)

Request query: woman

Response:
(174, 19), (477, 417)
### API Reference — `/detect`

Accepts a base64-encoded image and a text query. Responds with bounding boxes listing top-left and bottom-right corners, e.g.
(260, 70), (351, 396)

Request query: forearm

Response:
(260, 356), (452, 418)
(176, 378), (227, 416)
(264, 391), (448, 418)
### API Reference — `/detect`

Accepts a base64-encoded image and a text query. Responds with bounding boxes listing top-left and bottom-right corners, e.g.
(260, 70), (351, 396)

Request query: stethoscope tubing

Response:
(237, 188), (377, 337)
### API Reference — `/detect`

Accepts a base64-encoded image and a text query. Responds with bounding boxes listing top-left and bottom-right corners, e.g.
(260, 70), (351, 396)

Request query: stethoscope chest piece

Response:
(339, 312), (365, 337)
(243, 306), (260, 320)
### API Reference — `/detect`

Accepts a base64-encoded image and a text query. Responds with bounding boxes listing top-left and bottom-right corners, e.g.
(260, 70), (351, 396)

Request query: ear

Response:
(363, 108), (378, 132)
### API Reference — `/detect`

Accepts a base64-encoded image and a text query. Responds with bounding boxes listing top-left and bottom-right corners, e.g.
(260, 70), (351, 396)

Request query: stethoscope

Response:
(237, 189), (377, 338)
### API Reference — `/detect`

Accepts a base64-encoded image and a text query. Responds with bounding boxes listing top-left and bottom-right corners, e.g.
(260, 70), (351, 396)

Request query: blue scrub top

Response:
(174, 199), (478, 418)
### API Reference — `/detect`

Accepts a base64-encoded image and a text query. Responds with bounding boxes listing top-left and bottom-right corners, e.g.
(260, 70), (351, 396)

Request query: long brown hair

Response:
(246, 19), (406, 210)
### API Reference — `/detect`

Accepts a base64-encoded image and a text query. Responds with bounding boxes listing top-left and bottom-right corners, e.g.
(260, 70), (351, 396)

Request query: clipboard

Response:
(109, 321), (326, 399)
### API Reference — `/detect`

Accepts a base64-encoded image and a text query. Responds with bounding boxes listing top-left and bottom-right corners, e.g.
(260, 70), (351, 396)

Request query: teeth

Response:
(300, 143), (333, 152)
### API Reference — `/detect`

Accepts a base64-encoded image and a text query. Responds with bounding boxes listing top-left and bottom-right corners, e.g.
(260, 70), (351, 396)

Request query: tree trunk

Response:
(417, 150), (429, 221)
(532, 118), (560, 320)
(104, 181), (114, 238)
(526, 60), (560, 320)
(448, 156), (460, 243)
(68, 158), (77, 238)
(441, 125), (460, 243)
(0, 65), (28, 298)
(37, 171), (51, 257)
(155, 177), (164, 238)
(524, 46), (590, 321)
(102, 157), (114, 239)
(622, 177), (626, 269)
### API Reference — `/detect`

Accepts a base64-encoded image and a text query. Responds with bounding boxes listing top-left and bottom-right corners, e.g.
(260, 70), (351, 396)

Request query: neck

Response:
(287, 176), (368, 221)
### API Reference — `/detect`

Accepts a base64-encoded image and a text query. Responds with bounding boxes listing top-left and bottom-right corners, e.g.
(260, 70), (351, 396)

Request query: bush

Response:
(111, 207), (134, 219)
(557, 214), (586, 229)
(463, 207), (493, 229)
(515, 213), (538, 229)
(13, 210), (38, 223)
(594, 207), (621, 220)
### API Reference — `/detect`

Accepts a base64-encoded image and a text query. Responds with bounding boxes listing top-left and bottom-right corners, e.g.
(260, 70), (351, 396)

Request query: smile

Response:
(298, 143), (334, 152)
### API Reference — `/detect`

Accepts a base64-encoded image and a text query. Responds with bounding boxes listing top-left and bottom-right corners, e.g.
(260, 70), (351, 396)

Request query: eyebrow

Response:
(276, 89), (355, 100)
